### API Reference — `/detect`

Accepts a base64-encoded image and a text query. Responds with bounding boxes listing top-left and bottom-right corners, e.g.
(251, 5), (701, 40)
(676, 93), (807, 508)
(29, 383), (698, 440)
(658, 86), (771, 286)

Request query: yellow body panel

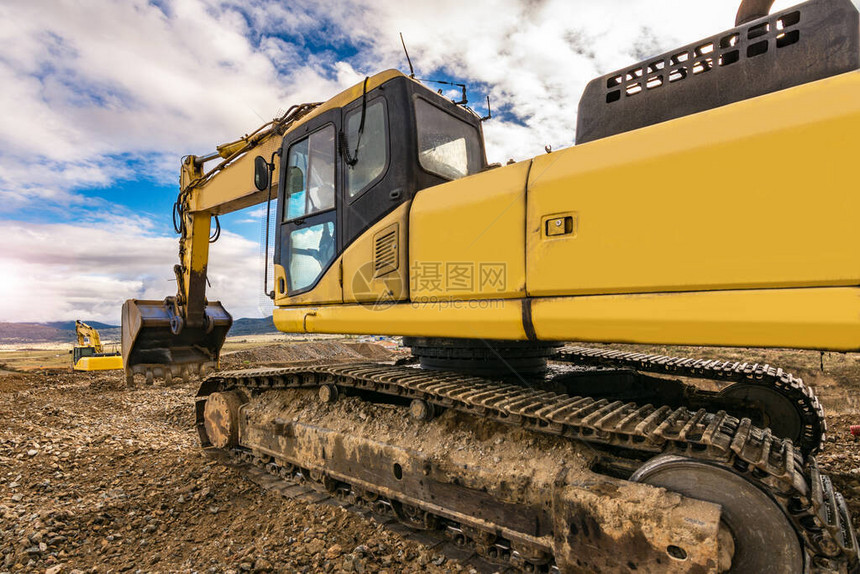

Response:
(274, 299), (527, 339)
(74, 355), (123, 371)
(273, 72), (860, 352)
(526, 71), (860, 297)
(532, 287), (860, 351)
(274, 286), (860, 351)
(274, 261), (343, 306)
(409, 160), (530, 300)
(342, 202), (411, 303)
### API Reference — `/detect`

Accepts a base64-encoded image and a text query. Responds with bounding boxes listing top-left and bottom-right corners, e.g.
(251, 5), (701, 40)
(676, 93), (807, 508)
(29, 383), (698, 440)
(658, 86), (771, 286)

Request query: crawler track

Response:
(228, 449), (547, 573)
(198, 361), (857, 573)
(553, 346), (826, 456)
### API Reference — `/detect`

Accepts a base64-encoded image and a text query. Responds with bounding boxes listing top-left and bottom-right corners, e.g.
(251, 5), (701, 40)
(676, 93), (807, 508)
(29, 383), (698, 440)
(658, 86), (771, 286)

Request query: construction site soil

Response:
(2, 340), (860, 574)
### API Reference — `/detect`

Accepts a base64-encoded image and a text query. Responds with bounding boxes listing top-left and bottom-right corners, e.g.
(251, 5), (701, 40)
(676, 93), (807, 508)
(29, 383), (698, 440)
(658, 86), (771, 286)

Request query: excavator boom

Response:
(121, 103), (321, 383)
(75, 320), (103, 352)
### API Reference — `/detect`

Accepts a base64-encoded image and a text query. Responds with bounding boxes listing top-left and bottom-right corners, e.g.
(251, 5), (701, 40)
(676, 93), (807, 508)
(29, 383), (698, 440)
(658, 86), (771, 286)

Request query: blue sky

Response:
(0, 0), (845, 323)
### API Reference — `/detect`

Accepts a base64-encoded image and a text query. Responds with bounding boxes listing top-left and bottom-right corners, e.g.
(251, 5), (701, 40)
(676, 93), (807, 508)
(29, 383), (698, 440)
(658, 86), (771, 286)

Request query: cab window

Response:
(344, 99), (388, 198)
(288, 220), (336, 291)
(415, 99), (482, 180)
(284, 125), (336, 221)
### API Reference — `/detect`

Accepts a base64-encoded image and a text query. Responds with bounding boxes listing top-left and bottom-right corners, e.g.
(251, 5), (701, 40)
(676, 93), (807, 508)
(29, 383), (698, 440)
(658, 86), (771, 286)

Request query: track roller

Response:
(318, 384), (339, 403)
(409, 399), (434, 421)
(202, 391), (244, 448)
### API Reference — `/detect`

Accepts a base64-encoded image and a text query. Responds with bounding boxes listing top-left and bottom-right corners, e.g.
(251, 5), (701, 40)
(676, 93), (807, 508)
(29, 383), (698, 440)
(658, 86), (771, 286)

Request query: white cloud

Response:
(1, 0), (837, 202)
(235, 206), (268, 224)
(0, 217), (266, 323)
(305, 0), (839, 160)
(0, 0), (362, 204)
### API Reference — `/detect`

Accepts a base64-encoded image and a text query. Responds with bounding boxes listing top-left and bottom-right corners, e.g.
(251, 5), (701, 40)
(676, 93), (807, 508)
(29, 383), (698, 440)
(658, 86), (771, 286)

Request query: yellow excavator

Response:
(71, 320), (122, 371)
(122, 0), (860, 571)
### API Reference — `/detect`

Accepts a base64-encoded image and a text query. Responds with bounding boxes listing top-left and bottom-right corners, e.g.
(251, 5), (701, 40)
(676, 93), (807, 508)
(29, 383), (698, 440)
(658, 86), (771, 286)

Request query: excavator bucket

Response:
(121, 299), (232, 385)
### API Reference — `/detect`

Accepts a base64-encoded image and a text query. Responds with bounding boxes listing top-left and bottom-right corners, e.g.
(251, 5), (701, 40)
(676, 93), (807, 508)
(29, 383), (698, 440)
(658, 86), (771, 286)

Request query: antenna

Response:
(417, 78), (468, 105)
(400, 33), (415, 78)
(397, 33), (473, 109)
(480, 95), (492, 122)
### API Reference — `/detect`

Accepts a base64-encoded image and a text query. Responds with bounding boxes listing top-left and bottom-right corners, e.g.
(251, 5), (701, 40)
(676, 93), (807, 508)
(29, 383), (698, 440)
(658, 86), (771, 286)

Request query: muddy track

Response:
(201, 362), (856, 572)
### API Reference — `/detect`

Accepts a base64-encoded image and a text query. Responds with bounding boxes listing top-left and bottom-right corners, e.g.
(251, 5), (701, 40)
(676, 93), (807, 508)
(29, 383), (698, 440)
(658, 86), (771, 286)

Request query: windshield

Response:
(345, 99), (387, 197)
(284, 125), (336, 221)
(415, 98), (482, 180)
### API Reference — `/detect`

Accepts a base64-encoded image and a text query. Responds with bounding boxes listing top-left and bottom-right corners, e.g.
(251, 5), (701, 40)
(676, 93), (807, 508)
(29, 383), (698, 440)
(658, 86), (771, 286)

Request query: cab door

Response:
(274, 111), (343, 304)
(340, 83), (414, 304)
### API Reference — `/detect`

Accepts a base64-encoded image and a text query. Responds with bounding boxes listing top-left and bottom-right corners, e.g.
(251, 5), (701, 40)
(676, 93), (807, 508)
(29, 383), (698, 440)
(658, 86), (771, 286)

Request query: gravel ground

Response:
(2, 342), (860, 573)
(0, 371), (472, 574)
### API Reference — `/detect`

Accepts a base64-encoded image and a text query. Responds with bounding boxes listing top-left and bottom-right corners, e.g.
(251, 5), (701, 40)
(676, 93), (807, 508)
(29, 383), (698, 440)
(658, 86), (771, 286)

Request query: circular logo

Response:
(351, 261), (402, 311)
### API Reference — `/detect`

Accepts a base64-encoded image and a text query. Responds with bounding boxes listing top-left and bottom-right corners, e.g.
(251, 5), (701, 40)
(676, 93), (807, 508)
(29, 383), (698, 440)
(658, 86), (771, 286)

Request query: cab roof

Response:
(290, 69), (408, 131)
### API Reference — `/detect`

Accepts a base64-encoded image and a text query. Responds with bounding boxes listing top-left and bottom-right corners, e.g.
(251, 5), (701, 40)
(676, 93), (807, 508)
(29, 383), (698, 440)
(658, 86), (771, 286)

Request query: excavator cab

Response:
(272, 73), (487, 303)
(122, 72), (487, 385)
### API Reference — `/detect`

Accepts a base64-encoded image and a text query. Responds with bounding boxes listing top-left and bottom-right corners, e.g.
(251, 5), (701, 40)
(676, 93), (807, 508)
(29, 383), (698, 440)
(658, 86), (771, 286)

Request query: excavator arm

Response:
(121, 104), (320, 384)
(74, 320), (103, 353)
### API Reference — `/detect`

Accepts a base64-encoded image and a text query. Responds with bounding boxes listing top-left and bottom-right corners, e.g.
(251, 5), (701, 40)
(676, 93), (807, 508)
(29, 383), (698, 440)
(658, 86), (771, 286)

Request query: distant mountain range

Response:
(40, 320), (117, 330)
(0, 317), (278, 345)
(228, 316), (279, 336)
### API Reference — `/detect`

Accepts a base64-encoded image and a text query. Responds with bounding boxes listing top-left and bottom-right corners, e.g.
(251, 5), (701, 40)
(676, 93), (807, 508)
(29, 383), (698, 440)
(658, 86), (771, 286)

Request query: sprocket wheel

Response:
(631, 454), (803, 573)
(717, 383), (806, 449)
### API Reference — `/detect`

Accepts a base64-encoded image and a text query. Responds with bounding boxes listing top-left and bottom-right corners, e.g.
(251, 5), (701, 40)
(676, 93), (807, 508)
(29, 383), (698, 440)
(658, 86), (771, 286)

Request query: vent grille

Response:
(576, 0), (860, 144)
(603, 10), (803, 105)
(373, 226), (398, 277)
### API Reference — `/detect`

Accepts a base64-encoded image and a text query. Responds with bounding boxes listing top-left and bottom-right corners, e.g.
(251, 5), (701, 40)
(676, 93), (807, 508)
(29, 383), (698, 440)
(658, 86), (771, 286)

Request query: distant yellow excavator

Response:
(71, 320), (122, 371)
(121, 0), (860, 571)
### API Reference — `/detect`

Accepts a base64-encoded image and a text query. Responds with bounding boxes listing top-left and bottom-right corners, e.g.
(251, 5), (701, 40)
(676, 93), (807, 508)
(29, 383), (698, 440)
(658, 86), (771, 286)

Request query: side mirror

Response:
(254, 156), (269, 191)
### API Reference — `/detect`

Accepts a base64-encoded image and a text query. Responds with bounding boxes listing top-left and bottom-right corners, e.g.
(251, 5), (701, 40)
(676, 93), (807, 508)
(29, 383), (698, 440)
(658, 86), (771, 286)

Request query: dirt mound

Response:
(221, 340), (396, 370)
(0, 373), (29, 393)
(344, 341), (396, 361)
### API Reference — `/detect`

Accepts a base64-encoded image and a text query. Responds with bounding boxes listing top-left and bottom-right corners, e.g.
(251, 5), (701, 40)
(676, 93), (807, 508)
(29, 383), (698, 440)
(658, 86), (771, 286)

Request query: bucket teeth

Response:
(126, 361), (214, 386)
(121, 298), (232, 388)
